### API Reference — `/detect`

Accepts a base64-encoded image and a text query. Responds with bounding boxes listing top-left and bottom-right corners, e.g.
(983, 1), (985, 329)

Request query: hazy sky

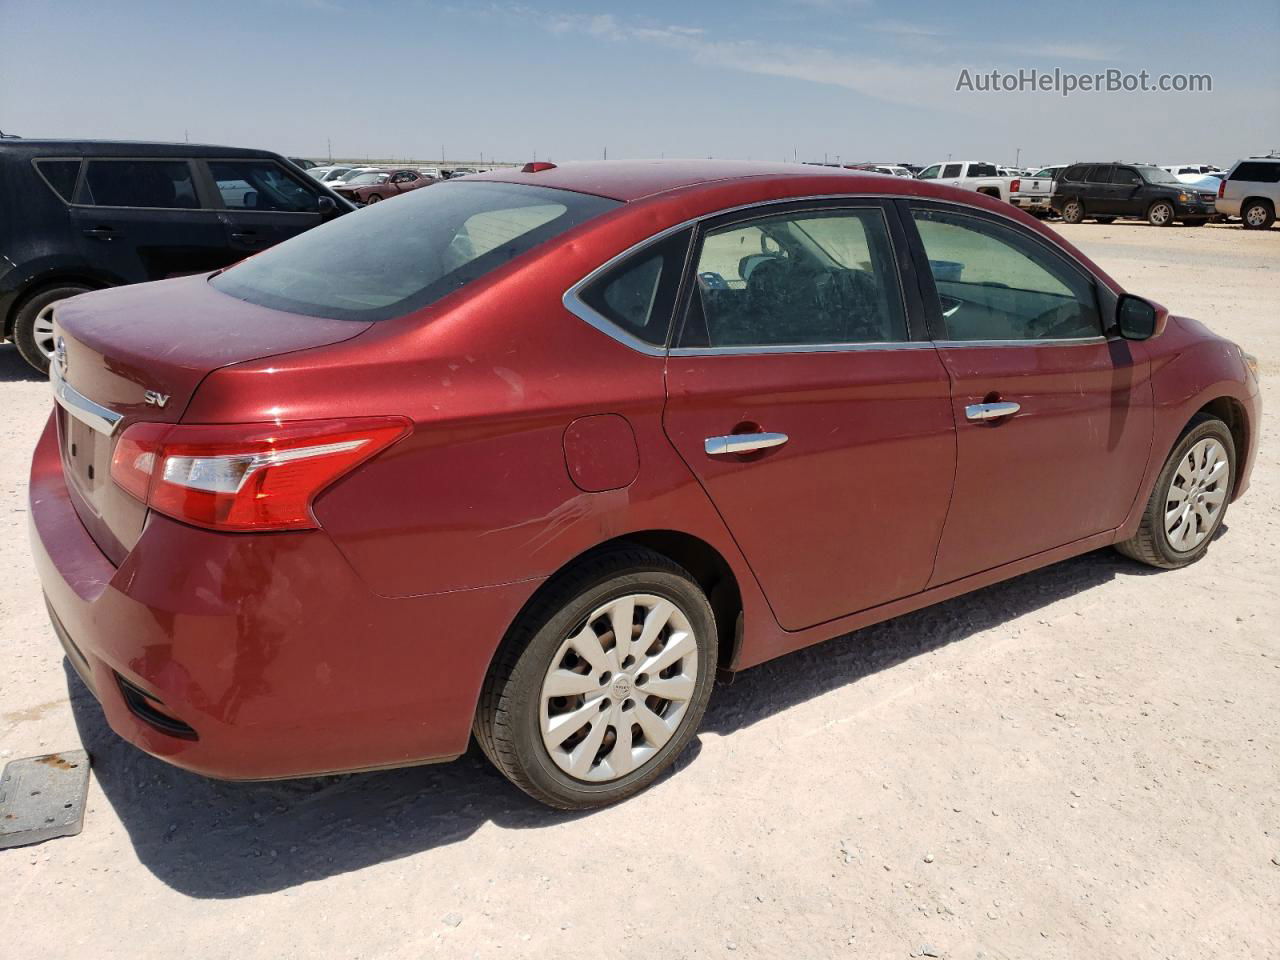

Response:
(3, 0), (1277, 167)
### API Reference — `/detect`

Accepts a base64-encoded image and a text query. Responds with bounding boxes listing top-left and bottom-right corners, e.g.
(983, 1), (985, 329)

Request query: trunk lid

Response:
(51, 274), (372, 564)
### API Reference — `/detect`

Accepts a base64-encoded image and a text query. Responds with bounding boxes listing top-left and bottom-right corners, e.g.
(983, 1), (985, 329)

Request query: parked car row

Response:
(910, 154), (1278, 230)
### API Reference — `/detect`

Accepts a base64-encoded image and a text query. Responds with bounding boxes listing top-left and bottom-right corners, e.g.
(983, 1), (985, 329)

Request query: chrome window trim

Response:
(50, 363), (123, 436)
(933, 336), (1109, 348)
(563, 191), (1110, 358)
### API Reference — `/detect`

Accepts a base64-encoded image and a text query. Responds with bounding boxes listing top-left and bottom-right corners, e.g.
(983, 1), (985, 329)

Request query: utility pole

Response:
(184, 129), (189, 143)
(1015, 146), (1021, 167)
(603, 146), (607, 160)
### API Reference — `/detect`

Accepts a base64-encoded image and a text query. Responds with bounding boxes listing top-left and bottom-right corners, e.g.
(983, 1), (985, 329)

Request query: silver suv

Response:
(1218, 156), (1279, 229)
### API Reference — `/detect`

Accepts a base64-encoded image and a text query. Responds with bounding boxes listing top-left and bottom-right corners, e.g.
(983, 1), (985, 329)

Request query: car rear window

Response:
(211, 181), (619, 322)
(1230, 161), (1280, 183)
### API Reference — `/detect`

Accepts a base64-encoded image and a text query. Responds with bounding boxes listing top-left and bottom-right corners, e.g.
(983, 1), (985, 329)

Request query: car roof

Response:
(0, 139), (282, 159)
(469, 159), (947, 202)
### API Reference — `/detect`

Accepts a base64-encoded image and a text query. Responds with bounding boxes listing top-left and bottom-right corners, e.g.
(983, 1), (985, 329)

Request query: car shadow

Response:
(0, 344), (45, 383)
(68, 546), (1163, 899)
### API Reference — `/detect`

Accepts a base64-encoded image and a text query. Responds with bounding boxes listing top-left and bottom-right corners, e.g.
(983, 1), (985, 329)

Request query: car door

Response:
(661, 200), (956, 630)
(203, 158), (326, 257)
(1108, 166), (1145, 216)
(68, 157), (230, 283)
(1083, 164), (1120, 214)
(903, 203), (1154, 585)
(941, 163), (965, 187)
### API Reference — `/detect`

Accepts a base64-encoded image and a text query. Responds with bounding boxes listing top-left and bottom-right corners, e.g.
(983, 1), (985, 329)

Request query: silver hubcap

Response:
(1151, 204), (1171, 224)
(1164, 437), (1228, 552)
(1066, 202), (1081, 219)
(1245, 206), (1266, 226)
(539, 594), (698, 783)
(33, 304), (57, 360)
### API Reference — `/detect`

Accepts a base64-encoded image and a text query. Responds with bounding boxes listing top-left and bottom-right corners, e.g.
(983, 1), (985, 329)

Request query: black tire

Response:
(1241, 199), (1275, 230)
(12, 284), (92, 374)
(1115, 414), (1236, 569)
(1093, 216), (1116, 224)
(1060, 199), (1085, 224)
(474, 546), (717, 809)
(1147, 200), (1176, 227)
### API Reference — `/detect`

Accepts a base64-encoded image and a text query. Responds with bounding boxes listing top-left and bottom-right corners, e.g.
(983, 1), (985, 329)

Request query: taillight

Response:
(1218, 179), (1225, 198)
(110, 417), (410, 531)
(1010, 178), (1021, 193)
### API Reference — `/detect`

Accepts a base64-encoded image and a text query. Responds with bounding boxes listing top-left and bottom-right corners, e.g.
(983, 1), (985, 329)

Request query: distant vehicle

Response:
(415, 166), (443, 179)
(308, 165), (357, 183)
(916, 161), (1014, 202)
(289, 157), (319, 170)
(0, 139), (351, 371)
(1009, 165), (1066, 215)
(1216, 156), (1279, 229)
(1052, 163), (1217, 226)
(1161, 164), (1225, 179)
(333, 168), (436, 205)
(851, 163), (914, 177)
(326, 166), (385, 187)
(445, 167), (479, 179)
(30, 161), (1258, 809)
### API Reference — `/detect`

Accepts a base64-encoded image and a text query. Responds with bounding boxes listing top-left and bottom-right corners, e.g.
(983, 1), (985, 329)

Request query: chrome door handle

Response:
(965, 401), (1021, 421)
(704, 432), (789, 456)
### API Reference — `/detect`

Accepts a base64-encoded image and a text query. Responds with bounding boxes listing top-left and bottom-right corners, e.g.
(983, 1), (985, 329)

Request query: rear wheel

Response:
(1061, 199), (1085, 224)
(365, 193), (382, 204)
(474, 547), (717, 809)
(1241, 199), (1275, 230)
(1147, 201), (1175, 226)
(13, 284), (92, 374)
(1115, 415), (1235, 569)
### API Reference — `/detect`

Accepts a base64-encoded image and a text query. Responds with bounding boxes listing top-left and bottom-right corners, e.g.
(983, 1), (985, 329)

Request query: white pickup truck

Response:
(1008, 165), (1066, 215)
(916, 160), (1014, 201)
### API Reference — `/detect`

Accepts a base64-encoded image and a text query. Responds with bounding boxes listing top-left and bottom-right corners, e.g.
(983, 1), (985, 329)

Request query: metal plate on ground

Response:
(0, 750), (91, 849)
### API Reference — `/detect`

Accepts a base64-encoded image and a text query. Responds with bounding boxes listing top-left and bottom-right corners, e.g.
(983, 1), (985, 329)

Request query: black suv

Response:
(0, 140), (352, 372)
(1051, 163), (1217, 228)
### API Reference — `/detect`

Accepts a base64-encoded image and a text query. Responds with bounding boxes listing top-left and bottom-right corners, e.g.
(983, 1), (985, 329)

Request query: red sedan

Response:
(30, 161), (1260, 808)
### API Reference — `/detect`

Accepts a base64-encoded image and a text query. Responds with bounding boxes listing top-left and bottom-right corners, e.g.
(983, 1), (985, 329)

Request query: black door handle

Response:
(82, 227), (115, 240)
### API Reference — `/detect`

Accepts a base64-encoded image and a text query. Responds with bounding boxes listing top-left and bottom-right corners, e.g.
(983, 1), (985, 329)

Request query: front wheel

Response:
(1147, 201), (1175, 226)
(1115, 414), (1235, 569)
(474, 547), (717, 809)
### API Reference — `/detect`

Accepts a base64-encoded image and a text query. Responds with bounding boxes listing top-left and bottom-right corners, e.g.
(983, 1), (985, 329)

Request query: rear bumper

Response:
(28, 414), (540, 780)
(1010, 195), (1051, 211)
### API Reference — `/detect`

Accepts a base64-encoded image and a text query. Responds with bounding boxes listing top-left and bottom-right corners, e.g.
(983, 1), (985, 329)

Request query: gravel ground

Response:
(1, 222), (1277, 959)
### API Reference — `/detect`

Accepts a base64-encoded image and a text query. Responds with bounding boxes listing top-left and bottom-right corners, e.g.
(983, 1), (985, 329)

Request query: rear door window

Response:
(80, 159), (200, 208)
(677, 207), (907, 349)
(942, 163), (963, 178)
(208, 160), (320, 212)
(211, 181), (619, 322)
(1086, 165), (1113, 183)
(33, 159), (81, 202)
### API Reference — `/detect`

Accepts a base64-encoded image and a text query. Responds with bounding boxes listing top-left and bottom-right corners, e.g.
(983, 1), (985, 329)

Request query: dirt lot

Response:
(1, 222), (1277, 959)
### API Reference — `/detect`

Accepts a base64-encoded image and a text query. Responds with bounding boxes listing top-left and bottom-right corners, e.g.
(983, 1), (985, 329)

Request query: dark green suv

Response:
(1051, 163), (1217, 227)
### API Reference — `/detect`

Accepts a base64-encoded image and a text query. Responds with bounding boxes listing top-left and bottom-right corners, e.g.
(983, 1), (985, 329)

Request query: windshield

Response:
(211, 181), (619, 322)
(1135, 165), (1180, 185)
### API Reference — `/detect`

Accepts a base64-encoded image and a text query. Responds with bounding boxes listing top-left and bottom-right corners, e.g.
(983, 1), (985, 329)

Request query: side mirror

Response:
(317, 196), (338, 219)
(1116, 293), (1164, 341)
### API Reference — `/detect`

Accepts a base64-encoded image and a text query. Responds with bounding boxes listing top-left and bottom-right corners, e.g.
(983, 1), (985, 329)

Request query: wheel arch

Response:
(484, 530), (744, 695)
(5, 274), (105, 338)
(1195, 396), (1250, 496)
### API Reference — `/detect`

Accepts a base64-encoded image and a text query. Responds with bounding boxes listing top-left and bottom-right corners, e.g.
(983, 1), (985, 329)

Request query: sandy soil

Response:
(1, 222), (1277, 960)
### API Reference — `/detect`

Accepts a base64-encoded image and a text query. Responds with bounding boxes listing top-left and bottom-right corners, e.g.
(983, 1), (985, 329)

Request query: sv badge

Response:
(143, 390), (170, 408)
